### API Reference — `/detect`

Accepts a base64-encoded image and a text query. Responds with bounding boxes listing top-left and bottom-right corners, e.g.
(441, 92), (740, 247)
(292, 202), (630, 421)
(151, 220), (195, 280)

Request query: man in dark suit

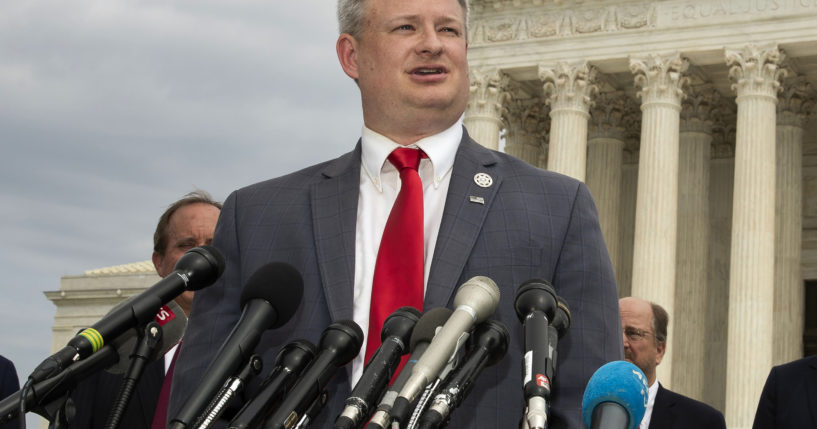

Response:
(620, 297), (725, 429)
(68, 191), (221, 429)
(753, 354), (817, 428)
(168, 1), (622, 427)
(0, 355), (19, 429)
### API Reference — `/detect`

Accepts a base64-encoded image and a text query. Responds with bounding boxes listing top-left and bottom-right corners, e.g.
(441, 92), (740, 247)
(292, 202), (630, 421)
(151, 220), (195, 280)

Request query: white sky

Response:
(0, 2), (363, 424)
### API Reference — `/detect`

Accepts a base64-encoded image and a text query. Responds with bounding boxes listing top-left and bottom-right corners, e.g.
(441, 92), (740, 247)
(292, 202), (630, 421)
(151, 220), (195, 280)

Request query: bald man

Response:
(619, 297), (725, 429)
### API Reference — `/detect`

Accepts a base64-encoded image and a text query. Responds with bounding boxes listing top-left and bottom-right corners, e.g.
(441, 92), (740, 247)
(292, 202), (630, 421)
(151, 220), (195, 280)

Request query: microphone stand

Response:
(105, 321), (162, 429)
(195, 354), (263, 429)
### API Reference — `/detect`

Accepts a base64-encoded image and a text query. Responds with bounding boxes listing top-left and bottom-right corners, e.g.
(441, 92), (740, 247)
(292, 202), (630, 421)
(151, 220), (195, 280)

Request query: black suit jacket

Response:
(649, 383), (725, 429)
(0, 355), (19, 429)
(169, 131), (623, 428)
(753, 355), (817, 429)
(68, 359), (164, 429)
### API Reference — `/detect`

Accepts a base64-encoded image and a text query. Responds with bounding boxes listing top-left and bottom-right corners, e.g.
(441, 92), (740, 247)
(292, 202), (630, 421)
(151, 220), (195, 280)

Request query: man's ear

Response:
(655, 341), (666, 366)
(336, 33), (360, 80)
(152, 251), (165, 277)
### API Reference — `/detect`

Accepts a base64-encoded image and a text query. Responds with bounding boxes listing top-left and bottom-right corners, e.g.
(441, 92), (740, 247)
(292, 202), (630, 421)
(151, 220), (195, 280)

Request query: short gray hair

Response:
(337, 0), (468, 40)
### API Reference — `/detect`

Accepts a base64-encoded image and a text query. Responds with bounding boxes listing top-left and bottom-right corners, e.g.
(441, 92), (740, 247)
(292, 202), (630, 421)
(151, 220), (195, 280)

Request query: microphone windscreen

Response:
(176, 245), (226, 291)
(106, 299), (188, 374)
(409, 307), (452, 351)
(239, 262), (304, 328)
(581, 361), (649, 429)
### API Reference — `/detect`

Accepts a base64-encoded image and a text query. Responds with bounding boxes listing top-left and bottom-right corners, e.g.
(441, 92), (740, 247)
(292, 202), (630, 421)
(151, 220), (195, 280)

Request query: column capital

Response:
(467, 67), (511, 124)
(681, 84), (720, 134)
(589, 91), (631, 140)
(777, 74), (816, 128)
(725, 44), (786, 101)
(630, 52), (689, 108)
(539, 61), (599, 114)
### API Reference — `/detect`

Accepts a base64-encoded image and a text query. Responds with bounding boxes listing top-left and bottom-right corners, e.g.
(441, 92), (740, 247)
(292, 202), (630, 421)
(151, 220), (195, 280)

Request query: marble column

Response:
(539, 61), (598, 181)
(629, 52), (688, 386)
(504, 95), (548, 167)
(465, 68), (509, 151)
(587, 91), (629, 280)
(672, 84), (717, 400)
(774, 73), (814, 365)
(724, 44), (785, 429)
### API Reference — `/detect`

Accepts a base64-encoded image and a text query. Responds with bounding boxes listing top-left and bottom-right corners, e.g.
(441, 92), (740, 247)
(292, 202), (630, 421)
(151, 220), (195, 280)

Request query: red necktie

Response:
(151, 343), (181, 429)
(365, 148), (426, 362)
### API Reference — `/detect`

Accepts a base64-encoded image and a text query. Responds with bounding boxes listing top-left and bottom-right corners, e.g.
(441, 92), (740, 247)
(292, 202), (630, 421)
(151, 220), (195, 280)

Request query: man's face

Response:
(619, 297), (665, 385)
(152, 202), (220, 316)
(337, 0), (469, 143)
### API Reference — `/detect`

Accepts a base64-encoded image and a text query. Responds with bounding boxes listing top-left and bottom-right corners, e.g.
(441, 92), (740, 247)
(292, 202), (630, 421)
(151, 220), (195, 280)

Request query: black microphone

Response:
(264, 320), (364, 429)
(228, 340), (317, 429)
(170, 262), (304, 429)
(390, 276), (501, 426)
(365, 308), (452, 429)
(514, 279), (558, 429)
(28, 246), (224, 384)
(0, 302), (188, 424)
(335, 307), (421, 429)
(581, 361), (649, 429)
(417, 320), (509, 429)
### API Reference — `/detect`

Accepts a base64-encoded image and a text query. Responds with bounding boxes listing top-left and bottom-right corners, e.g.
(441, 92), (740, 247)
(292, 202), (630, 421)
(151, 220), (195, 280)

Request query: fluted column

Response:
(774, 73), (814, 365)
(672, 84), (717, 400)
(586, 91), (629, 279)
(540, 61), (598, 181)
(629, 53), (688, 387)
(465, 68), (509, 150)
(504, 95), (548, 166)
(724, 44), (785, 429)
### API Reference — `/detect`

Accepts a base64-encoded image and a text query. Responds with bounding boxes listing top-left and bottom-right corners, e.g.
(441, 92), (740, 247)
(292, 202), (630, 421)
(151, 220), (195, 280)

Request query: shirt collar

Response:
(360, 117), (462, 191)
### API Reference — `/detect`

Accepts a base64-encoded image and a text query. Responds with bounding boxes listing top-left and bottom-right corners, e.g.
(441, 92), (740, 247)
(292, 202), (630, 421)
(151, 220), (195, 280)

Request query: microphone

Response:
(264, 320), (364, 429)
(365, 308), (453, 429)
(581, 361), (649, 429)
(335, 307), (421, 429)
(418, 319), (509, 429)
(514, 279), (558, 429)
(107, 299), (189, 374)
(390, 276), (501, 426)
(170, 262), (304, 429)
(28, 245), (224, 384)
(227, 340), (317, 429)
(0, 302), (188, 424)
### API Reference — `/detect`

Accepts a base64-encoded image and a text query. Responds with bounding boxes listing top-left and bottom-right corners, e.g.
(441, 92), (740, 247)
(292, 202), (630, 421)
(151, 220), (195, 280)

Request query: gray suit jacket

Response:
(168, 130), (623, 428)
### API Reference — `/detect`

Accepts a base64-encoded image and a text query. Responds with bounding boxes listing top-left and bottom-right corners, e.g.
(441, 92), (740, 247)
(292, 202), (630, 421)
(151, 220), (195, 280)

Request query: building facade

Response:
(45, 1), (817, 428)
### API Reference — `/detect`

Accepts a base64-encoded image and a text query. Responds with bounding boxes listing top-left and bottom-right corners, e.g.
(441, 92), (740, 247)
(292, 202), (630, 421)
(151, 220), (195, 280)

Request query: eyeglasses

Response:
(623, 326), (654, 342)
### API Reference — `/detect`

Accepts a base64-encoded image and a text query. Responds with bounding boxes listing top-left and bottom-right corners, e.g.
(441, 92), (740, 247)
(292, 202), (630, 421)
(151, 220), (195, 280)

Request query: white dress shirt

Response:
(639, 379), (659, 428)
(350, 118), (462, 383)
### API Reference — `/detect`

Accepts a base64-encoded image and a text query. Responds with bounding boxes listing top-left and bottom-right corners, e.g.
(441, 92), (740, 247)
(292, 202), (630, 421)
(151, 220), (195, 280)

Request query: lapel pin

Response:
(469, 196), (485, 205)
(474, 173), (493, 188)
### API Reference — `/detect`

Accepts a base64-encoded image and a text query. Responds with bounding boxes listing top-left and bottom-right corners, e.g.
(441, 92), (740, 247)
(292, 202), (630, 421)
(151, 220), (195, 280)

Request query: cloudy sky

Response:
(0, 1), (362, 423)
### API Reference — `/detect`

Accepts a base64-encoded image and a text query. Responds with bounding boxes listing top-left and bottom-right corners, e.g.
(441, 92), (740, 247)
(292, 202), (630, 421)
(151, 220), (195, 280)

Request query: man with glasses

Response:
(619, 297), (725, 429)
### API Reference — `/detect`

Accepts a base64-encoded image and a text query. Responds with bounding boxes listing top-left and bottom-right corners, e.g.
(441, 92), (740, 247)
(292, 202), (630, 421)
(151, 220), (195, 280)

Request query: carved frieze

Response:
(470, 2), (656, 44)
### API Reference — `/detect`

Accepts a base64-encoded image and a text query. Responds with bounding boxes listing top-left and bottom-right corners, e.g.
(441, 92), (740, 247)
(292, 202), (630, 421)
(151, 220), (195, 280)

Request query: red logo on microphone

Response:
(154, 305), (176, 326)
(536, 374), (549, 389)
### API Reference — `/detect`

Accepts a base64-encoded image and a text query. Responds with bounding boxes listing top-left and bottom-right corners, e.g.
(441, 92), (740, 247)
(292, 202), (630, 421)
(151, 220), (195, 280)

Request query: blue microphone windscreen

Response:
(581, 360), (649, 429)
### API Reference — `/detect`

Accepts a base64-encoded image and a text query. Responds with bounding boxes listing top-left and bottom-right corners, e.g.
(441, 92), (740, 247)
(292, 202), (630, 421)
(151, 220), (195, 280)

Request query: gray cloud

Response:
(0, 2), (362, 424)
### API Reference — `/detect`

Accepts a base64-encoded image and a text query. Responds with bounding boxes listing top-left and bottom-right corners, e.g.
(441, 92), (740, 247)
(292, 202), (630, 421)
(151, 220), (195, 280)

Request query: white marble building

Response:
(46, 1), (817, 428)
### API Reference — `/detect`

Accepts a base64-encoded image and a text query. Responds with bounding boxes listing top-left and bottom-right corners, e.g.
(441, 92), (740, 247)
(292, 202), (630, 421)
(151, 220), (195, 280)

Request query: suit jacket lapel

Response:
(425, 131), (501, 309)
(311, 143), (361, 322)
(135, 358), (164, 427)
(651, 383), (675, 429)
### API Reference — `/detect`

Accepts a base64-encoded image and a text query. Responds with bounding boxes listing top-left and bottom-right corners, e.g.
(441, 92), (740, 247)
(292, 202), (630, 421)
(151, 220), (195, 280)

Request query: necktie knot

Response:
(388, 148), (424, 172)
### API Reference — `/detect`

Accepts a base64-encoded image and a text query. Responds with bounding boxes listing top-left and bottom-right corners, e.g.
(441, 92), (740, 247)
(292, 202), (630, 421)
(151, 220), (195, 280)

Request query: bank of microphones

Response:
(3, 252), (604, 429)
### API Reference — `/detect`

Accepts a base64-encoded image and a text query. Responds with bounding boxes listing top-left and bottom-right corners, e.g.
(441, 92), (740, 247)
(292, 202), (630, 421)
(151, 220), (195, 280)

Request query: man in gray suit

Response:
(168, 0), (623, 427)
